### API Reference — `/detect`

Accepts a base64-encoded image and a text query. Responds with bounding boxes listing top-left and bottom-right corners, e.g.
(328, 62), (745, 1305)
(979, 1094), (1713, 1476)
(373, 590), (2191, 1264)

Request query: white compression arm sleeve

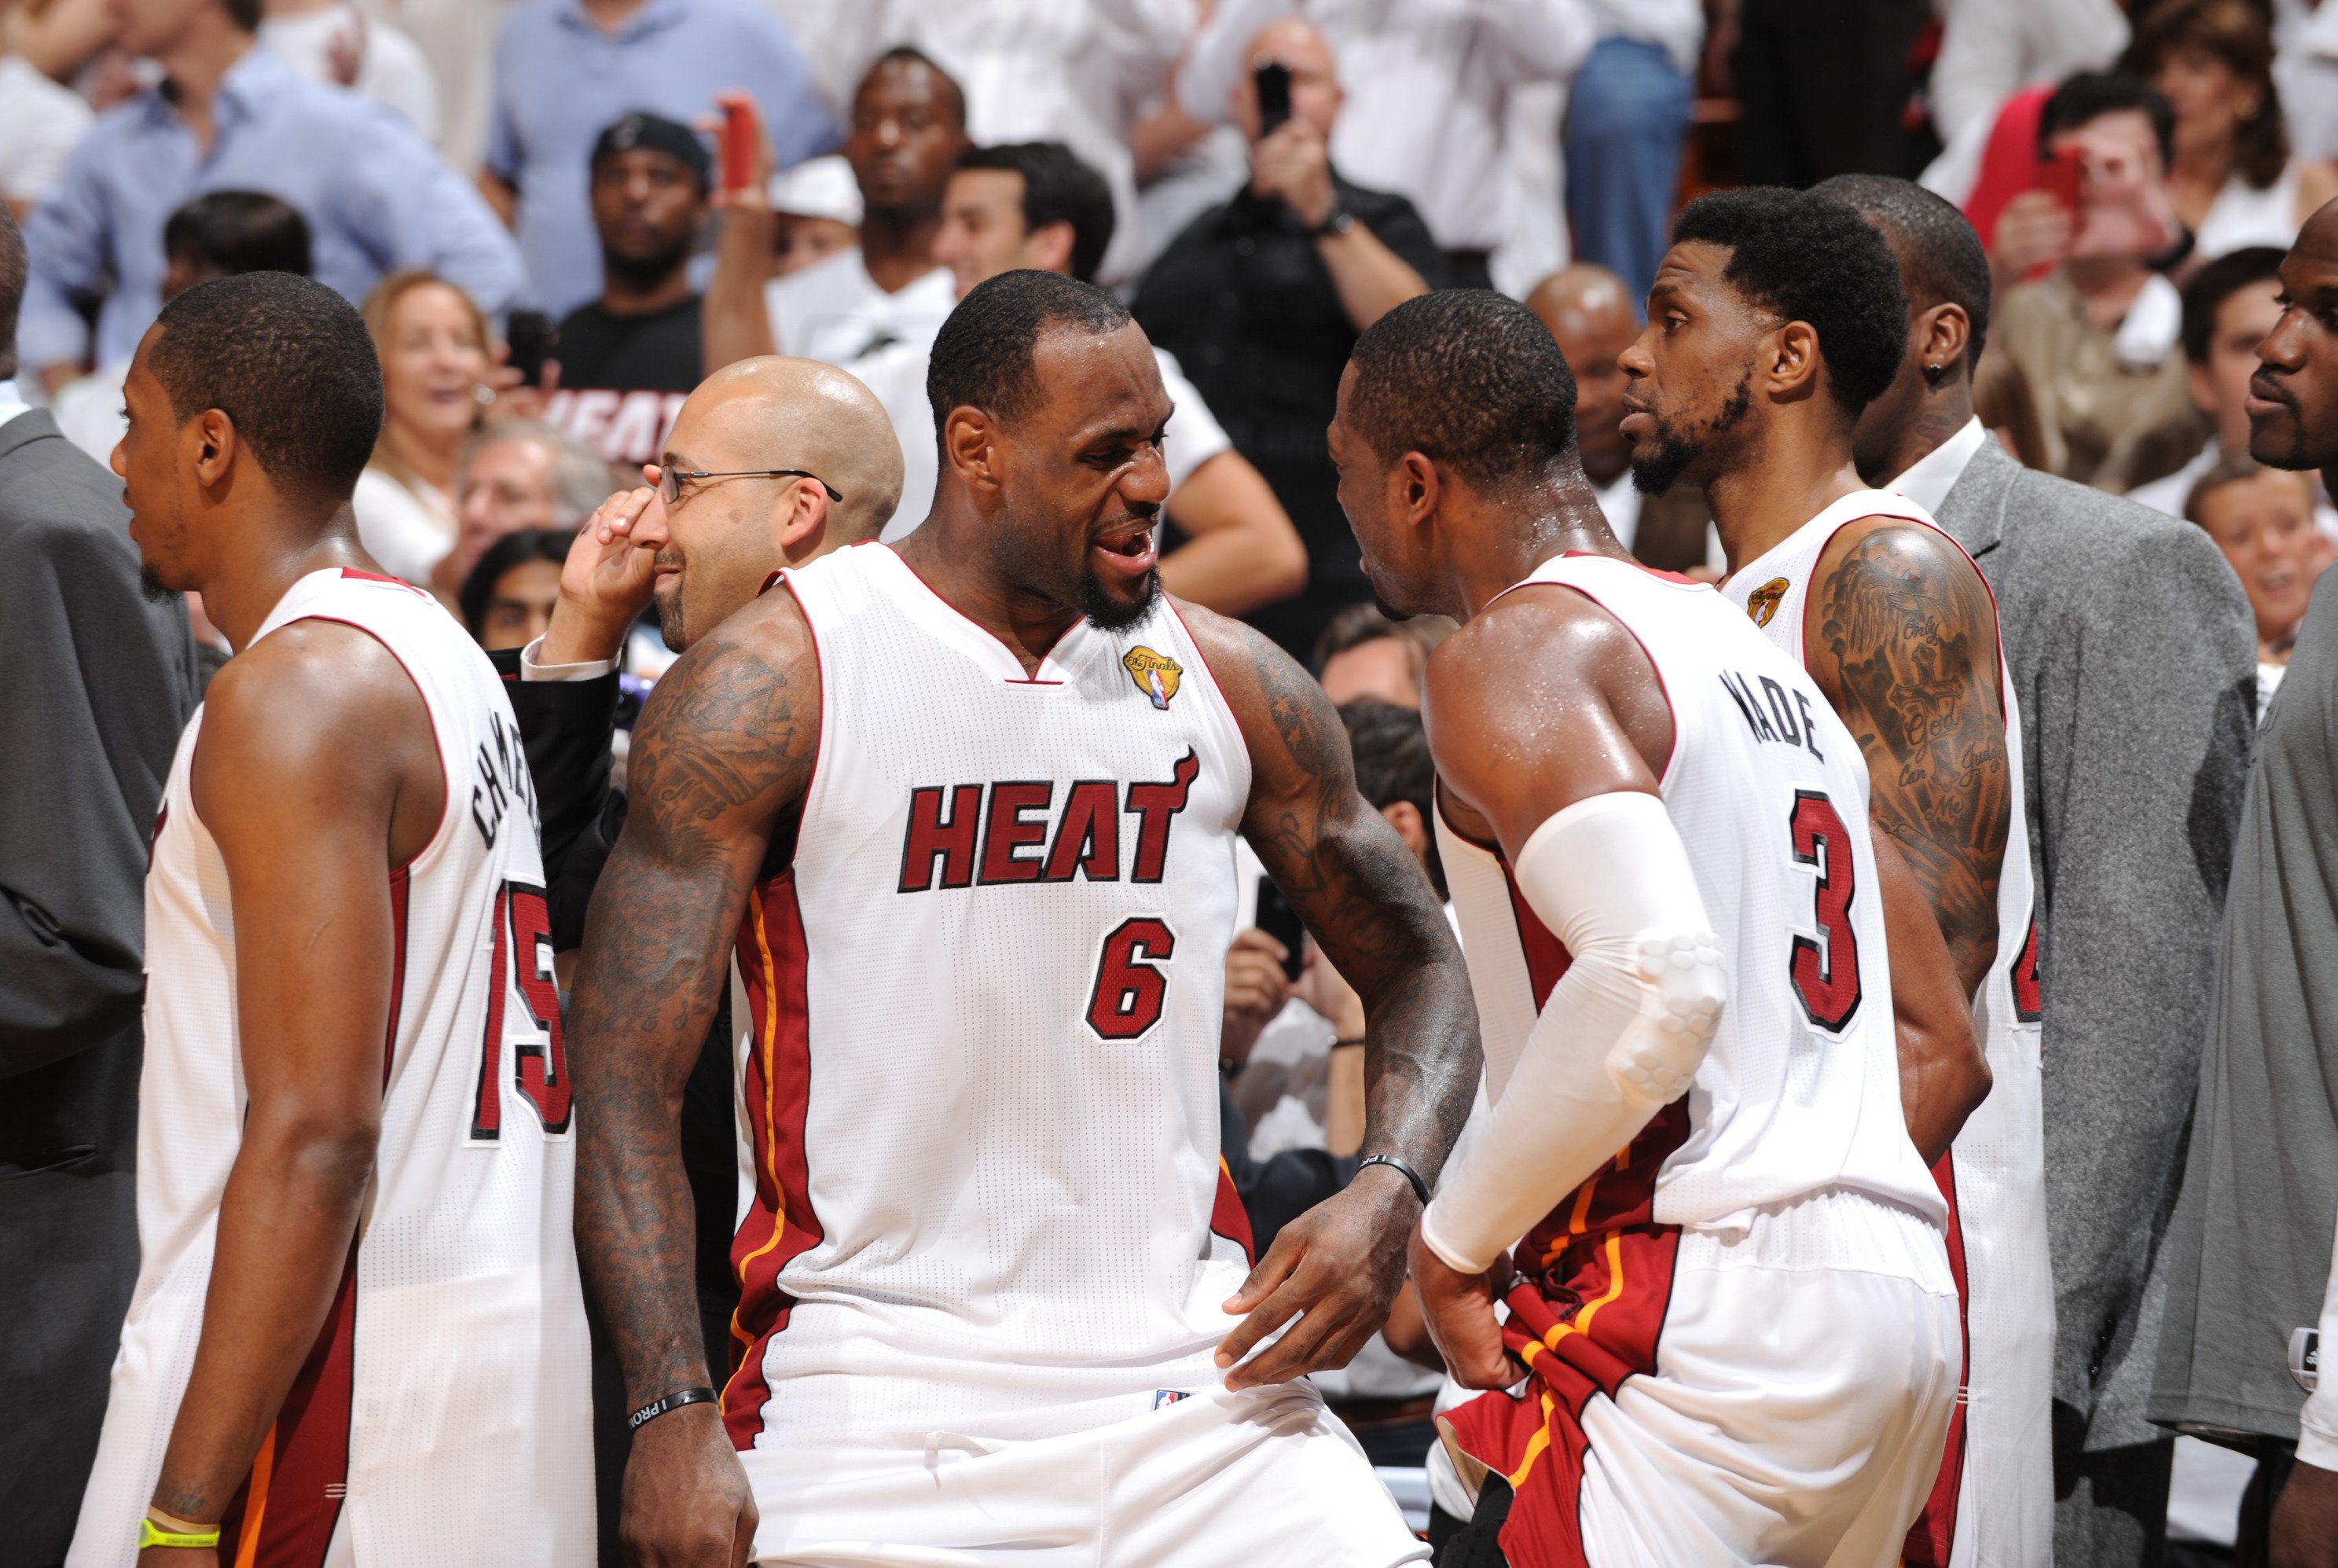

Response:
(1419, 791), (1726, 1274)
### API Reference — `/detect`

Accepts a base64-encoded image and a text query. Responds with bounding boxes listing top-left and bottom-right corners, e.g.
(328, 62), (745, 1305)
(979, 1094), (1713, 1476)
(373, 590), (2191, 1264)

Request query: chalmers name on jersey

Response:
(69, 568), (591, 1568)
(721, 543), (1259, 1455)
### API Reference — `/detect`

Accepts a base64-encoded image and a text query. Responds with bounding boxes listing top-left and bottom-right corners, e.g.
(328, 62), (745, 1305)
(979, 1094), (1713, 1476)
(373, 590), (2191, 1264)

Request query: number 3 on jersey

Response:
(472, 879), (572, 1138)
(1787, 791), (1863, 1033)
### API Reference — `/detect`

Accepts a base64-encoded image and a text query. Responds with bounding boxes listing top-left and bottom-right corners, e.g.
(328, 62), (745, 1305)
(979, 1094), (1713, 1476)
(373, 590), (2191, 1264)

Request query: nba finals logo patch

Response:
(1123, 647), (1182, 711)
(1745, 577), (1790, 628)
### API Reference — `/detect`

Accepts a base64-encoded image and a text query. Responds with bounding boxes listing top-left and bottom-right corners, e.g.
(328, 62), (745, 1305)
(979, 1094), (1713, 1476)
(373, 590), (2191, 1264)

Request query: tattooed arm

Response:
(1807, 520), (2013, 1000)
(565, 591), (819, 1568)
(1176, 601), (1482, 1390)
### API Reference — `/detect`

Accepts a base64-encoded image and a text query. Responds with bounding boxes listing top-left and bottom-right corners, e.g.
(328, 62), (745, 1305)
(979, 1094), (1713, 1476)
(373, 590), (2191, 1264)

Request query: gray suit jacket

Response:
(1932, 437), (2258, 1453)
(0, 410), (196, 1566)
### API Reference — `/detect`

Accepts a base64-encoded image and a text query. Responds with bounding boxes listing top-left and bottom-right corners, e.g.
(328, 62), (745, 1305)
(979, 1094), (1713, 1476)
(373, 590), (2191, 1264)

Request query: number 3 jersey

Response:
(1435, 553), (1947, 1244)
(69, 569), (592, 1568)
(722, 543), (1257, 1456)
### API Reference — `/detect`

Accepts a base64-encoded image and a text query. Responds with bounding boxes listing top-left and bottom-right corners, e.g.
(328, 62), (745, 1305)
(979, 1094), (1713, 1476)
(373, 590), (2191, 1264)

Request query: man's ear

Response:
(775, 476), (831, 563)
(1026, 220), (1077, 277)
(191, 408), (239, 492)
(941, 406), (1002, 496)
(1397, 450), (1441, 527)
(1771, 321), (1822, 402)
(1918, 302), (1972, 382)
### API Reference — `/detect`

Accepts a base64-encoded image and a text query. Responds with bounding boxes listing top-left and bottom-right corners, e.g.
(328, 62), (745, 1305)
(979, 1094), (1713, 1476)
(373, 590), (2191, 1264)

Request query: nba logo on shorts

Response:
(1154, 1389), (1193, 1409)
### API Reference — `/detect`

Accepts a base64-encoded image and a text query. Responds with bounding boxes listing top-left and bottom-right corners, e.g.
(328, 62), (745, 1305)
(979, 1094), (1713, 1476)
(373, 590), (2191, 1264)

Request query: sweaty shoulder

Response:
(191, 619), (442, 856)
(1422, 583), (1673, 847)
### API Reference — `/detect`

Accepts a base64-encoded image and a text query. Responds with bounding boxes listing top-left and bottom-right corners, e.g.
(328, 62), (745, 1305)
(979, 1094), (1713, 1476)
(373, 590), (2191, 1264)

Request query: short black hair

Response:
(2039, 72), (2176, 169)
(1340, 700), (1444, 898)
(147, 274), (384, 504)
(0, 204), (24, 384)
(864, 45), (967, 130)
(1670, 187), (1909, 414)
(163, 190), (313, 281)
(1815, 174), (1993, 363)
(927, 269), (1132, 433)
(460, 529), (571, 640)
(2181, 244), (2286, 364)
(956, 142), (1117, 284)
(1345, 289), (1580, 490)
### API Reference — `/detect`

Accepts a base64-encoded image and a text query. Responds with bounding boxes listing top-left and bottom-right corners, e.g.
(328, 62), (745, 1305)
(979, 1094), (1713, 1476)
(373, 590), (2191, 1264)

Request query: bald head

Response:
(646, 356), (905, 650)
(1235, 17), (1342, 141)
(679, 356), (904, 545)
(1526, 265), (1639, 487)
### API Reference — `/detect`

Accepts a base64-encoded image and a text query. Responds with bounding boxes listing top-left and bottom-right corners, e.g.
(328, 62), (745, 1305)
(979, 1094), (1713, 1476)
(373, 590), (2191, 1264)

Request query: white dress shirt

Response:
(1885, 414), (1991, 516)
(769, 0), (1191, 287)
(1177, 0), (1596, 255)
(0, 53), (94, 210)
(0, 378), (32, 431)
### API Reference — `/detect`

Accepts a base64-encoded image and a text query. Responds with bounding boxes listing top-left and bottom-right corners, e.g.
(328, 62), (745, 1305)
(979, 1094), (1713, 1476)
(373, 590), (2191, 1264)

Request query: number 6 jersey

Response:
(721, 542), (1259, 1456)
(69, 568), (593, 1568)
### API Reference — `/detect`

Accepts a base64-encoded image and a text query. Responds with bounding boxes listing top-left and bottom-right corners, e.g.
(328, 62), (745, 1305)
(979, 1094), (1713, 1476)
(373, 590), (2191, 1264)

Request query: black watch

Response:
(1311, 201), (1356, 239)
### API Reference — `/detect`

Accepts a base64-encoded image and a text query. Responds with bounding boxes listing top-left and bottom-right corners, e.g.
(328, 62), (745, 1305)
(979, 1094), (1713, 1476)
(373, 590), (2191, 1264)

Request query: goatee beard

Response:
(139, 564), (178, 605)
(1079, 568), (1161, 632)
(1631, 372), (1753, 496)
(602, 245), (692, 298)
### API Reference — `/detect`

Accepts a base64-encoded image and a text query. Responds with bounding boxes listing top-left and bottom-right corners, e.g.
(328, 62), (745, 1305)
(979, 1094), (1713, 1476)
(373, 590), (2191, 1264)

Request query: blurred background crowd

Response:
(4, 0), (2336, 1562)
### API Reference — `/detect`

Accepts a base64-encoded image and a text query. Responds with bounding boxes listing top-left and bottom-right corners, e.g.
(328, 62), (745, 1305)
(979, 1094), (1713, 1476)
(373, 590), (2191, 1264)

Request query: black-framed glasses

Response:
(659, 465), (845, 505)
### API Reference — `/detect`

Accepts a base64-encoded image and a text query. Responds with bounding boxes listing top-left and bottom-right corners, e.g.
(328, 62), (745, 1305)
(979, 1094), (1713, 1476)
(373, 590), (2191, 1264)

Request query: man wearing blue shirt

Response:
(19, 0), (525, 391)
(484, 0), (839, 318)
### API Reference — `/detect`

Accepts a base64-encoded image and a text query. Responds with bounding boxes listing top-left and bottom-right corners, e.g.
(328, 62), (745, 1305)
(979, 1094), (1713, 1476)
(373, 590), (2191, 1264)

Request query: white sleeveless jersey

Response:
(1723, 490), (2053, 1568)
(1433, 553), (1947, 1247)
(68, 569), (592, 1568)
(721, 544), (1257, 1455)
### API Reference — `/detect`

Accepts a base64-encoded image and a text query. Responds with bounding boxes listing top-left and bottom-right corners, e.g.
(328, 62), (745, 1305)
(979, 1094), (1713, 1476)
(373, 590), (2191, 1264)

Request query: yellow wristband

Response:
(139, 1516), (222, 1550)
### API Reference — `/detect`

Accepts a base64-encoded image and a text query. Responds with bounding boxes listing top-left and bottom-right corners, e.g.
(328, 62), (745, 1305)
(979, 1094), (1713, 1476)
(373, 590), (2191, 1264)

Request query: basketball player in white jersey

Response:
(563, 269), (1481, 1566)
(1620, 186), (2053, 1567)
(67, 274), (592, 1566)
(1327, 288), (1984, 1565)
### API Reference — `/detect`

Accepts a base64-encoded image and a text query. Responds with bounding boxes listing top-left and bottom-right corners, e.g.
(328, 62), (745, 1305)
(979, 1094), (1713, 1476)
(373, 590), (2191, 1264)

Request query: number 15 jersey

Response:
(721, 544), (1259, 1456)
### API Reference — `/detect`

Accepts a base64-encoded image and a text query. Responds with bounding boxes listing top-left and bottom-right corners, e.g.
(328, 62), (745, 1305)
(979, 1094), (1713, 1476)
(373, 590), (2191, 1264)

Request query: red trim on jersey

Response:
(773, 573), (824, 876)
(217, 1248), (359, 1568)
(1499, 860), (1573, 1008)
(881, 545), (1076, 678)
(337, 567), (426, 593)
(721, 872), (823, 1451)
(1211, 1157), (1255, 1267)
(1558, 547), (1701, 586)
(1904, 1149), (1973, 1566)
(382, 868), (408, 1085)
(1442, 1099), (1693, 1568)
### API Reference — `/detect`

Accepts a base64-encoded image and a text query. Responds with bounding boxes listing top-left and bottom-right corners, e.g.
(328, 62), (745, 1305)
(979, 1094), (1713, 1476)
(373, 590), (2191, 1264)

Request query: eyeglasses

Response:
(659, 465), (845, 506)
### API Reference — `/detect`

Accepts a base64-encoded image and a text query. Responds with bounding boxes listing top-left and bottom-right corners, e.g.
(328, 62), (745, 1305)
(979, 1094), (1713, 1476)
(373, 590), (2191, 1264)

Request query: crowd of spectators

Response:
(12, 0), (2338, 1562)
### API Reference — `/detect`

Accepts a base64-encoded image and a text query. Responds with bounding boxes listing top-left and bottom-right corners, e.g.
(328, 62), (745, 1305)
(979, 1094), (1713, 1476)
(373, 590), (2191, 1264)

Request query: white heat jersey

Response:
(69, 569), (592, 1568)
(1433, 552), (1948, 1244)
(722, 543), (1257, 1455)
(1723, 490), (2053, 1568)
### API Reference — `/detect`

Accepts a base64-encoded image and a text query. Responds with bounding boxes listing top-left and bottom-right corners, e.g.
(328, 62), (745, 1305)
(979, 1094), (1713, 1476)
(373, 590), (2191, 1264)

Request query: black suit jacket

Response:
(0, 410), (196, 1566)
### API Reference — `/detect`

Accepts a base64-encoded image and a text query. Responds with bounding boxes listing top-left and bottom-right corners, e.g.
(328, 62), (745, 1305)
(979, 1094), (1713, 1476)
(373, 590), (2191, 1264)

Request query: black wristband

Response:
(1356, 1153), (1430, 1207)
(627, 1386), (719, 1432)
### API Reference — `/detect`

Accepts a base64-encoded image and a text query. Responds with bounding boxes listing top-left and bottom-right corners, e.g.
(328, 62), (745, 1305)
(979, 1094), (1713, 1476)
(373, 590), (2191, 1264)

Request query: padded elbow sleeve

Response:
(1512, 792), (1725, 1106)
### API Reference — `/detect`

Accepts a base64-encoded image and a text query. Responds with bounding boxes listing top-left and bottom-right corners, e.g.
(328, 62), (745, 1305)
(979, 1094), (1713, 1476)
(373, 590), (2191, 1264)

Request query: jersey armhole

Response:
(293, 614), (453, 876)
(1493, 578), (1682, 791)
(772, 572), (828, 876)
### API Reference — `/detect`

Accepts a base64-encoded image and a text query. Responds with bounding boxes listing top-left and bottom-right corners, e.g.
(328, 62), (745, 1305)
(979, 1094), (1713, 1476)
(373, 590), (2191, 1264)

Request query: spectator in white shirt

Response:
(1175, 0), (1595, 288)
(705, 50), (965, 370)
(0, 19), (92, 220)
(771, 0), (1191, 288)
(261, 0), (439, 141)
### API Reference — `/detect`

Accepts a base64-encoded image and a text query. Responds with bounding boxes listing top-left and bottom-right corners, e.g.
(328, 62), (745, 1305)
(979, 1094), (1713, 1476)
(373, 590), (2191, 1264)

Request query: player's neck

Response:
(1452, 485), (1620, 619)
(892, 514), (1082, 675)
(1859, 381), (1976, 490)
(196, 515), (373, 652)
(1705, 432), (1870, 579)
